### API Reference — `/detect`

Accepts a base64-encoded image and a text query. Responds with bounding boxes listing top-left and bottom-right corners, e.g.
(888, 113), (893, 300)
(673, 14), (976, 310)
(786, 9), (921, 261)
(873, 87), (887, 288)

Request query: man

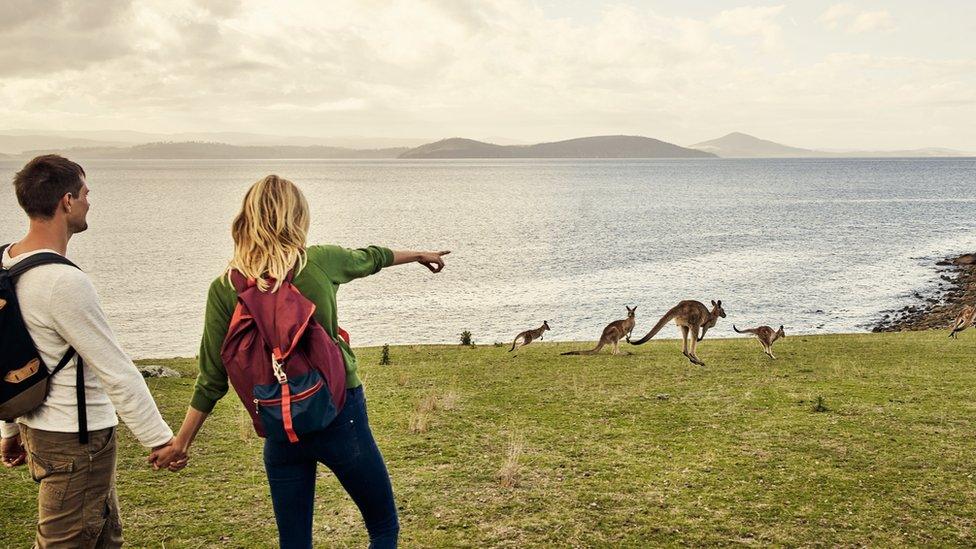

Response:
(0, 155), (175, 547)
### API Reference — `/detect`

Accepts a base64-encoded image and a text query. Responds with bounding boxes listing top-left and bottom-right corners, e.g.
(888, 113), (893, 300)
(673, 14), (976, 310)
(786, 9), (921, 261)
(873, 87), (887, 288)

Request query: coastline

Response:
(873, 253), (976, 332)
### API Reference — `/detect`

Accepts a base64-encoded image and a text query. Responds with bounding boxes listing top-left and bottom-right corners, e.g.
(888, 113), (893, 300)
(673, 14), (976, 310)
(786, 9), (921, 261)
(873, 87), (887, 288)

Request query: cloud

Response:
(0, 1), (970, 150)
(0, 0), (137, 75)
(819, 4), (896, 34)
(711, 5), (786, 51)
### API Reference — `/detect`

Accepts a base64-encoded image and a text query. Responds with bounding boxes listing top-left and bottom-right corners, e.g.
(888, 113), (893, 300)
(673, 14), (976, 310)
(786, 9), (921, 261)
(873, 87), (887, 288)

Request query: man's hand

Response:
(418, 250), (450, 273)
(147, 437), (188, 472)
(1, 435), (26, 468)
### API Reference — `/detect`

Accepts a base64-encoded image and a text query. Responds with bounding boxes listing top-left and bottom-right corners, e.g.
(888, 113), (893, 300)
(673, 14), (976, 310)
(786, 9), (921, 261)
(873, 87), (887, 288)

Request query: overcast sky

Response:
(1, 0), (974, 149)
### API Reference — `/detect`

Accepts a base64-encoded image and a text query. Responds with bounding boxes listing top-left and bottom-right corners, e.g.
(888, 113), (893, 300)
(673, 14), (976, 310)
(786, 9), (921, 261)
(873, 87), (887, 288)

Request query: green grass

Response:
(3, 331), (976, 547)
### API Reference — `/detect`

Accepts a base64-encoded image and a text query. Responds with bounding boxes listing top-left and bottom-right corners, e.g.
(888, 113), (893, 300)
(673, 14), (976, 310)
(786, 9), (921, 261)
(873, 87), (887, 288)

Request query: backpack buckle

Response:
(271, 354), (288, 385)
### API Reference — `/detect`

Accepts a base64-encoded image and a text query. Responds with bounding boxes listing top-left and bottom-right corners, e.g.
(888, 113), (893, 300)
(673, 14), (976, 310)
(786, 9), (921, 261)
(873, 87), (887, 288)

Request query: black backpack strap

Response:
(76, 356), (87, 445)
(45, 348), (87, 444)
(8, 252), (79, 278)
(50, 348), (77, 376)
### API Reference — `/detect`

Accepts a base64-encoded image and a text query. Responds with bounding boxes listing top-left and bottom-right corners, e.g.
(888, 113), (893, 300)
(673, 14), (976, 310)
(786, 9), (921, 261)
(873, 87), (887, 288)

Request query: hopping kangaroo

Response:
(628, 300), (726, 366)
(561, 306), (636, 356)
(733, 324), (786, 359)
(949, 305), (976, 339)
(509, 320), (551, 351)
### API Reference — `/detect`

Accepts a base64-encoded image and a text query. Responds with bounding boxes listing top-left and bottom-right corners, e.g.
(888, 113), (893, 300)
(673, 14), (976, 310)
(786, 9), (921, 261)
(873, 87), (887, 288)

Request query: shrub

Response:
(812, 396), (829, 413)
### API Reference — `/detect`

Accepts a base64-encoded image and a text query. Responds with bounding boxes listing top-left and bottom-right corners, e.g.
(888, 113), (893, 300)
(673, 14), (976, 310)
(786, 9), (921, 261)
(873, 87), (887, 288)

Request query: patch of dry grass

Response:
(497, 435), (525, 488)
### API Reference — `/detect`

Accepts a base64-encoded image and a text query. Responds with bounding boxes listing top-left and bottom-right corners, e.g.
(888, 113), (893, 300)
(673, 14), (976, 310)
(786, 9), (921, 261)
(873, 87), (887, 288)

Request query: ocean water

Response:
(1, 158), (974, 358)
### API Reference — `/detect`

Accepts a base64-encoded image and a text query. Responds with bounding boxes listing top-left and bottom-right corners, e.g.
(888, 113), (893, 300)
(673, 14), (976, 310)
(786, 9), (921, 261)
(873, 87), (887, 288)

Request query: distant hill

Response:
(0, 134), (131, 155)
(17, 141), (408, 159)
(691, 132), (815, 158)
(399, 135), (715, 159)
(0, 129), (429, 151)
(691, 132), (973, 158)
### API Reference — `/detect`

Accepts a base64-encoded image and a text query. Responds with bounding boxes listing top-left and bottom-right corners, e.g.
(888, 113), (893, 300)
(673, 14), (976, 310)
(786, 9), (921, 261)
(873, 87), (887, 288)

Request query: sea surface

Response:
(1, 158), (974, 358)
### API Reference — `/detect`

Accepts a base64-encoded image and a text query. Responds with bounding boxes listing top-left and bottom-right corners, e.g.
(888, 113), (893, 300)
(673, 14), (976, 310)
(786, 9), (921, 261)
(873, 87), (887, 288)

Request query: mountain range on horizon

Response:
(398, 136), (714, 159)
(0, 129), (496, 155)
(0, 130), (971, 159)
(690, 132), (972, 158)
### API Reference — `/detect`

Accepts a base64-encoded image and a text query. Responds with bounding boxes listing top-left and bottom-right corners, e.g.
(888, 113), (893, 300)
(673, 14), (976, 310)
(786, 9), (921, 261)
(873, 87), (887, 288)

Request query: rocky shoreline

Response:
(873, 253), (976, 332)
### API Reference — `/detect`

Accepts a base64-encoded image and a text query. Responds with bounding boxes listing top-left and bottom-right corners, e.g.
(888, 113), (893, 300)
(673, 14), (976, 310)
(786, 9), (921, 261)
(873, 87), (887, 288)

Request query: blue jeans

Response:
(263, 386), (399, 548)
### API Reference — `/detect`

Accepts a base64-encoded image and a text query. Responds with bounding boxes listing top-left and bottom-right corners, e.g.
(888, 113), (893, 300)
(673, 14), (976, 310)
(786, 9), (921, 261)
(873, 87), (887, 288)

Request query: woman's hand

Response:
(147, 437), (187, 471)
(392, 250), (450, 273)
(417, 250), (450, 273)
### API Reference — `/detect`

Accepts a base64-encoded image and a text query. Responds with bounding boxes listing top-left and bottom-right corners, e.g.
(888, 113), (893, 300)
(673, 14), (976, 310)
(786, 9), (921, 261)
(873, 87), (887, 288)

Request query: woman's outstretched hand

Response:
(418, 251), (450, 273)
(391, 250), (451, 272)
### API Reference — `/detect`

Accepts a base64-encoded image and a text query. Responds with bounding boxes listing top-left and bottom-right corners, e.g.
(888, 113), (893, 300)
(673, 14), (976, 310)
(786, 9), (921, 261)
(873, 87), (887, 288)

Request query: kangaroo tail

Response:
(733, 325), (747, 334)
(561, 341), (604, 355)
(509, 336), (519, 352)
(629, 306), (679, 345)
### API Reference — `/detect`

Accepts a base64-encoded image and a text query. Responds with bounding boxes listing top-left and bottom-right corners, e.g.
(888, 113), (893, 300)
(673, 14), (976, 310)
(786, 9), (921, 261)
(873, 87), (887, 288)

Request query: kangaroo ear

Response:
(711, 300), (717, 306)
(717, 300), (722, 306)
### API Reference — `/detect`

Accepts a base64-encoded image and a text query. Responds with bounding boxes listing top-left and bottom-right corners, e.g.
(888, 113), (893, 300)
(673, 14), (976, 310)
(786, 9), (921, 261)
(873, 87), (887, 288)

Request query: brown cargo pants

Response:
(19, 425), (123, 548)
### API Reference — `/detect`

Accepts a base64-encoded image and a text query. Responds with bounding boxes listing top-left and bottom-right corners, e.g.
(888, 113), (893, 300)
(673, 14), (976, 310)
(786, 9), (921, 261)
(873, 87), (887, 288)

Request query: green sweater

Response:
(190, 245), (394, 413)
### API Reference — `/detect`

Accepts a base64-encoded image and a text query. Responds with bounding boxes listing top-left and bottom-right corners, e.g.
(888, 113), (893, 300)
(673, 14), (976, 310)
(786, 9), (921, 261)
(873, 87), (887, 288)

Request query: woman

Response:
(151, 175), (448, 548)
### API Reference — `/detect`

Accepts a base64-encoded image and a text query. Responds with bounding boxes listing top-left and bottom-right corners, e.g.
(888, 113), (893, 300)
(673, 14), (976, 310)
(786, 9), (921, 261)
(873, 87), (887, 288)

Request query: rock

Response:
(138, 365), (181, 378)
(954, 254), (976, 266)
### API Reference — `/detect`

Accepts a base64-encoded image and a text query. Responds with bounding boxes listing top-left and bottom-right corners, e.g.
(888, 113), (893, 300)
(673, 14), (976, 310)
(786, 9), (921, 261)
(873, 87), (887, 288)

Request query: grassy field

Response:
(2, 330), (975, 547)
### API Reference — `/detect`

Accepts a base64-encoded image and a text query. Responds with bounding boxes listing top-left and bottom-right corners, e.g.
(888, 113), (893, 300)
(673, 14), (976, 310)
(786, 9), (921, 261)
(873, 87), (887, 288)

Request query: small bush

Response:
(460, 330), (473, 346)
(812, 396), (829, 413)
(380, 343), (391, 365)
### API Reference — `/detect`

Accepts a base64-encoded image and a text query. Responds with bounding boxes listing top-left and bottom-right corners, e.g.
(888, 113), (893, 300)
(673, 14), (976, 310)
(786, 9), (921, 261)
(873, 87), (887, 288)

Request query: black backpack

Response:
(0, 243), (88, 443)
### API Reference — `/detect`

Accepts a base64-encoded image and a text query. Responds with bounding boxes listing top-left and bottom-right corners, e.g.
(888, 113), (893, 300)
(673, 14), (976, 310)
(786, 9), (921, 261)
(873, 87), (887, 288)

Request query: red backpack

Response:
(220, 270), (347, 443)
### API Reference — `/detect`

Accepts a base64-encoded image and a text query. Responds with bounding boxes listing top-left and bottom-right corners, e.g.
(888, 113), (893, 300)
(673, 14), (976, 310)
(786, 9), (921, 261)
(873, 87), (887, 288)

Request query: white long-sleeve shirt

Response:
(0, 248), (173, 448)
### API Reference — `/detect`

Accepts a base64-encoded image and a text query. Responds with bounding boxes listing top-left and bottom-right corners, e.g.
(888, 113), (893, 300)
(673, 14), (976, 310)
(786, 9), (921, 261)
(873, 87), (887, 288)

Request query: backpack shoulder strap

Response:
(7, 252), (80, 278)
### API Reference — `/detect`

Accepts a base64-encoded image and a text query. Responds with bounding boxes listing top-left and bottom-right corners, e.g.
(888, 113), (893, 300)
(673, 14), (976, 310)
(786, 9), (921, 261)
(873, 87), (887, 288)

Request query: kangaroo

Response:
(561, 306), (636, 356)
(949, 305), (976, 339)
(509, 320), (551, 352)
(734, 324), (786, 359)
(628, 300), (725, 366)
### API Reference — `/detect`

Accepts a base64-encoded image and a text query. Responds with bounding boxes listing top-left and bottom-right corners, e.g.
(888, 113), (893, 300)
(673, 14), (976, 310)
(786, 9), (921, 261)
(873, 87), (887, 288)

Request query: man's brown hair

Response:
(13, 155), (86, 219)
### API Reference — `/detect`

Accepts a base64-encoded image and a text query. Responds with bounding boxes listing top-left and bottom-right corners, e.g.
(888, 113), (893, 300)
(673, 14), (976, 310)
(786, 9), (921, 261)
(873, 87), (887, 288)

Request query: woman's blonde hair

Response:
(228, 175), (310, 292)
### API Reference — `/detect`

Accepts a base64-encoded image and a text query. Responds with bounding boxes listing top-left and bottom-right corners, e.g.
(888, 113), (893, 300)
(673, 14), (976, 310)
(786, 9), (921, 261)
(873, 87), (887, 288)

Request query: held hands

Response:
(147, 437), (189, 472)
(1, 435), (26, 468)
(418, 251), (450, 273)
